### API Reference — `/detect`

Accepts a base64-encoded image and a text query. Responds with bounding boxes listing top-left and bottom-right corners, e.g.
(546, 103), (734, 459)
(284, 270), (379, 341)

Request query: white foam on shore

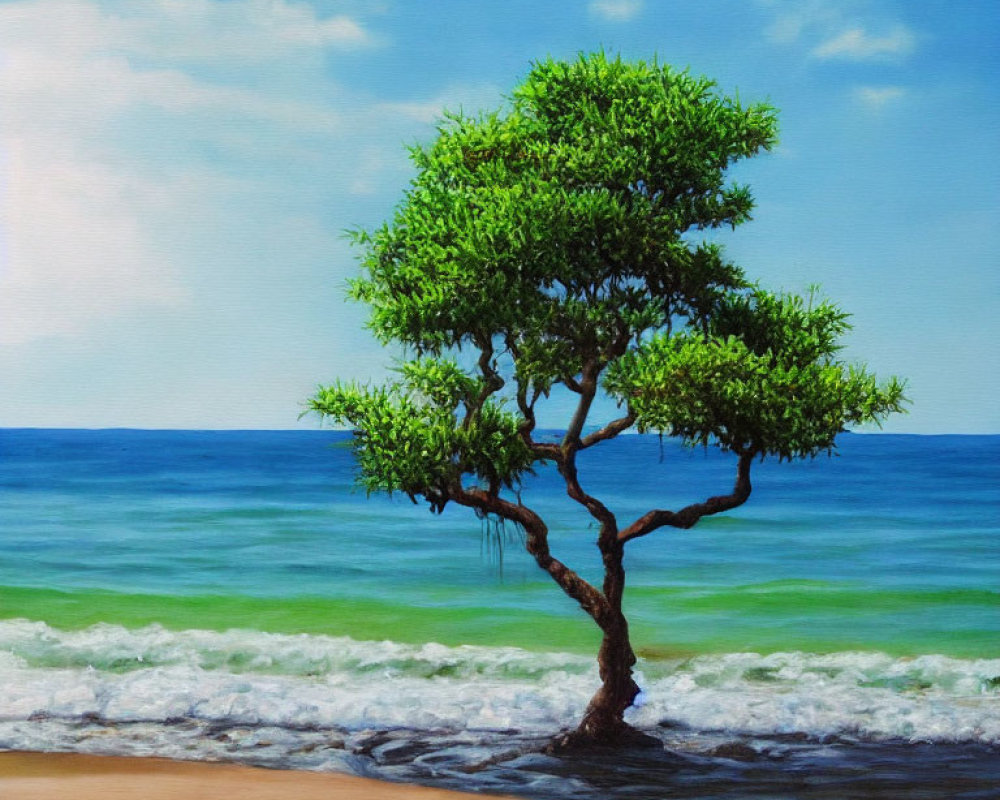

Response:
(1, 619), (997, 751)
(630, 650), (1000, 743)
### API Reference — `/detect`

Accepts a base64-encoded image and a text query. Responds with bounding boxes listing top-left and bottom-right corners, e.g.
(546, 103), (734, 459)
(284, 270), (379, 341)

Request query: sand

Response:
(0, 751), (520, 800)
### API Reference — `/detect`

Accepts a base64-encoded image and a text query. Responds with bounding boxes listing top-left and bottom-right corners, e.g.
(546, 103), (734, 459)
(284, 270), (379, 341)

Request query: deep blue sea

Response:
(1, 429), (998, 798)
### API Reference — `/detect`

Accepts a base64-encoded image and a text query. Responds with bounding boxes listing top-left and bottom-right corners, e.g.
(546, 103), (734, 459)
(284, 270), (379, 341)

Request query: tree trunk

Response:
(549, 606), (659, 751)
(576, 614), (641, 742)
(550, 537), (658, 750)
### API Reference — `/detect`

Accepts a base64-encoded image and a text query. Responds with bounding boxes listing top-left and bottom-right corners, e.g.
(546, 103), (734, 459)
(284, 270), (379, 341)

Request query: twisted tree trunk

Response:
(574, 612), (641, 743)
(551, 537), (657, 750)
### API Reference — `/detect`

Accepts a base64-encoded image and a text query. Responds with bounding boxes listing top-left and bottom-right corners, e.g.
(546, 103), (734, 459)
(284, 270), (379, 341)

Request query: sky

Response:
(0, 0), (997, 433)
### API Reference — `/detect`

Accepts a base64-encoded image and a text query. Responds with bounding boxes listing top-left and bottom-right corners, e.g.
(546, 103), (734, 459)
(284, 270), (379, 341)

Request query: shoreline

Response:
(0, 751), (521, 800)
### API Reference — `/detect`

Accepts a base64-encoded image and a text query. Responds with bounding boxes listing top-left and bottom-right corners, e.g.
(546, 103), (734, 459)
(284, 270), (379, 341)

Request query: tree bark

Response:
(573, 611), (641, 744)
(551, 536), (657, 750)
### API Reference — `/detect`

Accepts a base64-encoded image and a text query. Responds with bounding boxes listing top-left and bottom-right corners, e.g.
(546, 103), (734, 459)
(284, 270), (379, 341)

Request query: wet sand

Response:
(0, 751), (519, 800)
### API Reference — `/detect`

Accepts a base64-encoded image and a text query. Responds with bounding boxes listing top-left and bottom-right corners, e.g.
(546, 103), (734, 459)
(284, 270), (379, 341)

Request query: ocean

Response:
(1, 428), (997, 798)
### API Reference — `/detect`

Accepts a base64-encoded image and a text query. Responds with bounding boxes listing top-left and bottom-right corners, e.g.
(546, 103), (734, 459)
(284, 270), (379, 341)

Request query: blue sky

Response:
(0, 0), (996, 433)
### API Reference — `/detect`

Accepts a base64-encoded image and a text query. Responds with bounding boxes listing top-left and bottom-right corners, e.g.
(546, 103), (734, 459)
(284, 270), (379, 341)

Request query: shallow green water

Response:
(3, 579), (995, 660)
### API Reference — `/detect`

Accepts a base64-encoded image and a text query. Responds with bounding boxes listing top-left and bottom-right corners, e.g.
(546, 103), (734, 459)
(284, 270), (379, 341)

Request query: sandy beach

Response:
(0, 752), (519, 800)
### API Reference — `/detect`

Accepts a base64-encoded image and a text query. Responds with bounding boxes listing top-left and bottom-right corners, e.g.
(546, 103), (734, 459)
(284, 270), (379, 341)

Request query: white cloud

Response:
(280, 13), (369, 47)
(759, 2), (918, 63)
(761, 0), (842, 44)
(377, 100), (450, 125)
(813, 25), (917, 61)
(348, 146), (392, 196)
(375, 82), (504, 125)
(589, 0), (642, 22)
(0, 0), (370, 347)
(854, 85), (907, 108)
(765, 14), (808, 44)
(113, 0), (373, 62)
(0, 138), (187, 345)
(2, 48), (342, 135)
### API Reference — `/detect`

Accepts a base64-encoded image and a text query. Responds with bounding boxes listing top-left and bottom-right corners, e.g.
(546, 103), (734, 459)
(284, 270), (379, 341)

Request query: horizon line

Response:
(1, 427), (996, 437)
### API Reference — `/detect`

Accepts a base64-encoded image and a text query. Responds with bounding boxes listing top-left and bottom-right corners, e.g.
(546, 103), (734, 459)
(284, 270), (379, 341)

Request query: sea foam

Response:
(1, 619), (997, 754)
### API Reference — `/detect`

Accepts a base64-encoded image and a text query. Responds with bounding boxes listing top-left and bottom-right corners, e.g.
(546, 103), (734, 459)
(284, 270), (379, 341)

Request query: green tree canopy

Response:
(310, 52), (905, 746)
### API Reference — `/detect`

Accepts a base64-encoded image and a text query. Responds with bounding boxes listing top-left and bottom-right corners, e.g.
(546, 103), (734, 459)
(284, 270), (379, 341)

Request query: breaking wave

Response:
(2, 619), (998, 749)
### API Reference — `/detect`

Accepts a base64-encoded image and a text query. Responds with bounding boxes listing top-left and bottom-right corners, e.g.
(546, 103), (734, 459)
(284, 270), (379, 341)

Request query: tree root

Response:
(544, 723), (662, 754)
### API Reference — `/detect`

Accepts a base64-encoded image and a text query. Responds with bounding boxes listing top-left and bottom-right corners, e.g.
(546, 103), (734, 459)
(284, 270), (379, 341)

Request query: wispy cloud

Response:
(761, 0), (841, 44)
(275, 13), (370, 47)
(119, 0), (375, 61)
(854, 85), (907, 108)
(759, 2), (918, 63)
(588, 0), (643, 22)
(813, 25), (917, 61)
(376, 100), (449, 125)
(375, 83), (504, 125)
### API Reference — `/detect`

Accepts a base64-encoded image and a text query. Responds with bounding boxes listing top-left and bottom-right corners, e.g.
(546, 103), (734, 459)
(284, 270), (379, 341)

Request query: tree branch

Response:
(563, 362), (599, 448)
(602, 318), (634, 364)
(464, 334), (503, 428)
(580, 412), (636, 449)
(514, 376), (563, 463)
(618, 451), (754, 543)
(553, 361), (622, 534)
(560, 455), (618, 534)
(451, 485), (609, 622)
(565, 322), (631, 451)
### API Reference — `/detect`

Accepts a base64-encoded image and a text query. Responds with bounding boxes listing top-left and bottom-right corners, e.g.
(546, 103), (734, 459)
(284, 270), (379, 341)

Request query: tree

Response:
(310, 53), (905, 747)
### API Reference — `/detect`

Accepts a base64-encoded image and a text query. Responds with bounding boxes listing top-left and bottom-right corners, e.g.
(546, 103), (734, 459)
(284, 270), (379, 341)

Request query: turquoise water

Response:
(0, 429), (998, 797)
(1, 429), (996, 656)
